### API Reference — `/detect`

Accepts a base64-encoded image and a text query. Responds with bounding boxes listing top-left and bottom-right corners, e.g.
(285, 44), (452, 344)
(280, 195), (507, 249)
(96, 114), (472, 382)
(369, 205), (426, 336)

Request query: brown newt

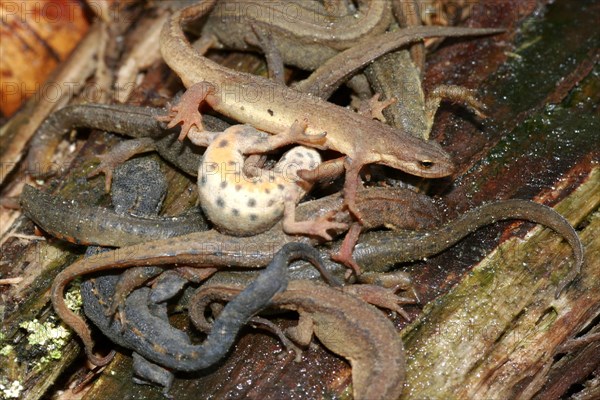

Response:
(22, 184), (440, 247)
(158, 0), (501, 216)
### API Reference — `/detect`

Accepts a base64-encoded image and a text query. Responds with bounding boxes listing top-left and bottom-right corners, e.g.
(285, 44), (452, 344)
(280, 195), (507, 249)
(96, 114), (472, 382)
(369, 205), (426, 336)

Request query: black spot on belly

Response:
(277, 184), (285, 191)
(216, 197), (225, 208)
(267, 199), (275, 207)
(232, 209), (239, 216)
(220, 181), (228, 189)
(249, 214), (258, 221)
(200, 176), (207, 186)
(307, 152), (314, 159)
(248, 198), (256, 207)
(264, 188), (270, 194)
(218, 139), (229, 148)
(267, 109), (274, 116)
(296, 152), (304, 158)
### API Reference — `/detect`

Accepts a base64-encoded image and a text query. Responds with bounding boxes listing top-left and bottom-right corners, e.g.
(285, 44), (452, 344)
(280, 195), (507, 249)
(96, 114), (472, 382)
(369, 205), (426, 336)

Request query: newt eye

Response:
(420, 160), (434, 168)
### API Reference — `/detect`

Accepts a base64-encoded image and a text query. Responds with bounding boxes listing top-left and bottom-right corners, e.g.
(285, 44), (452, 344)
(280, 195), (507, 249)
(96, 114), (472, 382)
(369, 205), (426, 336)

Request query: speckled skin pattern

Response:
(198, 125), (320, 236)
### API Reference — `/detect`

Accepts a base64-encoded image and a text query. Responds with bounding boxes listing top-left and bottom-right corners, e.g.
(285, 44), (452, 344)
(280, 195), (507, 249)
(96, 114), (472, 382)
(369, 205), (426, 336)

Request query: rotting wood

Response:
(400, 168), (599, 399)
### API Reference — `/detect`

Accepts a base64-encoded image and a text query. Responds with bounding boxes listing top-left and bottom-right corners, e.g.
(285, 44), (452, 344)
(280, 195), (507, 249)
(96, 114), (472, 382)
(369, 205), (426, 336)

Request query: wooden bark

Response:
(0, 0), (598, 399)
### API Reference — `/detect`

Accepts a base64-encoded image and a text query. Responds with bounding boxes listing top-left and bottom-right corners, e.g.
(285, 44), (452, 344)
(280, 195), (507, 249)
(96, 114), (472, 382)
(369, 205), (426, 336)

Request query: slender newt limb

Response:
(200, 0), (392, 71)
(160, 1), (472, 218)
(188, 280), (406, 400)
(245, 24), (286, 84)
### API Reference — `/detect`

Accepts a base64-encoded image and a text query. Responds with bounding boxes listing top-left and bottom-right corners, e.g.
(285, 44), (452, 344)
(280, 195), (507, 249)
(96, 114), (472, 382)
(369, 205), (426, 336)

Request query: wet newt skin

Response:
(20, 184), (208, 246)
(83, 242), (332, 377)
(25, 103), (229, 178)
(200, 0), (393, 71)
(21, 184), (440, 247)
(79, 157), (406, 396)
(51, 196), (583, 367)
(188, 279), (406, 400)
(158, 1), (497, 216)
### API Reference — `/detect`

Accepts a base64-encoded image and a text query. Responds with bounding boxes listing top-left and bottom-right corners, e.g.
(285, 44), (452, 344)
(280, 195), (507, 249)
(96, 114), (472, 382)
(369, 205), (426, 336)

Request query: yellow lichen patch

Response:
(19, 318), (70, 364)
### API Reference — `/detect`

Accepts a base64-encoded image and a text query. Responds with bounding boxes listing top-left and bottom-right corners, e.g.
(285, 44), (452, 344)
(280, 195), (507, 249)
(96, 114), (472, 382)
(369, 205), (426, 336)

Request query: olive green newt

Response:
(199, 0), (501, 99)
(51, 198), (583, 366)
(188, 279), (406, 400)
(20, 184), (209, 246)
(79, 157), (405, 395)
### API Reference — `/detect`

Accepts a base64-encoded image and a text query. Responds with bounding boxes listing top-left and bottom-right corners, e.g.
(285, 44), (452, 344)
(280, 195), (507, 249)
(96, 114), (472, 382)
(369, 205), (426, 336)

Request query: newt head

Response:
(377, 136), (455, 178)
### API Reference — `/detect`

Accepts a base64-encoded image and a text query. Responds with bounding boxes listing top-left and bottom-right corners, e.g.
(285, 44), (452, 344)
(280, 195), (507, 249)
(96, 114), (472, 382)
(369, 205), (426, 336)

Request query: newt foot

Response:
(87, 138), (156, 192)
(286, 118), (327, 147)
(156, 82), (217, 141)
(343, 284), (418, 321)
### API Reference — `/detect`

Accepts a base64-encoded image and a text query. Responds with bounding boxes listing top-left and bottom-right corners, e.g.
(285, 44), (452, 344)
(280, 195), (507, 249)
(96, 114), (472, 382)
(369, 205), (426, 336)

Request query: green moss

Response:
(0, 345), (13, 357)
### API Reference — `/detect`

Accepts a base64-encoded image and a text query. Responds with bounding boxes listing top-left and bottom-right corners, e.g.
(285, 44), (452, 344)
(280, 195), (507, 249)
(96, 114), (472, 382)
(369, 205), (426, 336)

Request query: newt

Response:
(51, 198), (583, 366)
(25, 103), (229, 179)
(82, 242), (335, 385)
(200, 0), (393, 71)
(188, 279), (406, 400)
(20, 184), (208, 246)
(199, 0), (500, 101)
(22, 184), (440, 247)
(79, 157), (178, 387)
(158, 0), (502, 217)
(78, 160), (406, 394)
(189, 121), (346, 237)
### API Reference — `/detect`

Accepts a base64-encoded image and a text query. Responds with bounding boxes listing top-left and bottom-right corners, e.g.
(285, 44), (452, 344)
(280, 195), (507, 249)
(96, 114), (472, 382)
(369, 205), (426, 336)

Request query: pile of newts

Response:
(18, 1), (587, 399)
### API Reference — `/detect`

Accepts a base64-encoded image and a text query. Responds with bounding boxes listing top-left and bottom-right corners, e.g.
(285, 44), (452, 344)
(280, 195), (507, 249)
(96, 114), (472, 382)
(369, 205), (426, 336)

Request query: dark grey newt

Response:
(80, 157), (176, 387)
(27, 183), (430, 328)
(51, 198), (584, 366)
(79, 156), (237, 391)
(83, 245), (338, 392)
(21, 184), (440, 247)
(20, 184), (208, 246)
(79, 159), (404, 394)
(188, 279), (406, 400)
(25, 103), (229, 179)
(80, 240), (333, 367)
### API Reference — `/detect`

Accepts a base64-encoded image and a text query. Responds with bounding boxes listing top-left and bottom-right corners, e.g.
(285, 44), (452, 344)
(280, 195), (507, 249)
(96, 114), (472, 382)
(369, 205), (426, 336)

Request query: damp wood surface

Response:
(0, 0), (598, 399)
